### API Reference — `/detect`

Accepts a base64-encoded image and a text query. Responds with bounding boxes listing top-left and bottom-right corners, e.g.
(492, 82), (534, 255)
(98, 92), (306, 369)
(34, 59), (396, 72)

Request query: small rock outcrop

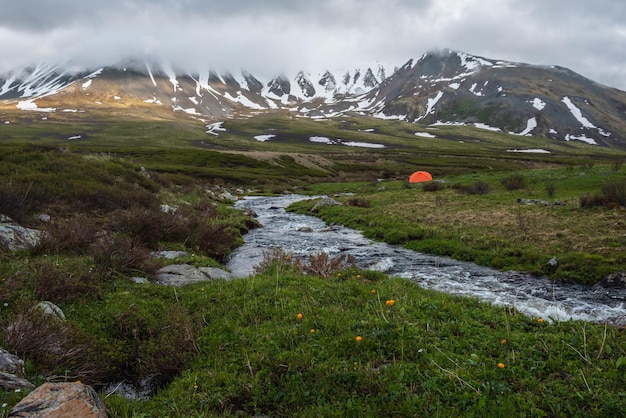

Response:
(153, 264), (233, 286)
(8, 382), (107, 418)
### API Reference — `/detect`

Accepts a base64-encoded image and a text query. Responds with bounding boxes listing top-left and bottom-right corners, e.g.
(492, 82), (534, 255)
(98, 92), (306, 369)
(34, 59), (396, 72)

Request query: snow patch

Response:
(516, 117), (537, 136)
(474, 123), (500, 132)
(68, 135), (82, 140)
(417, 91), (444, 120)
(82, 79), (92, 89)
(344, 141), (385, 149)
(562, 97), (596, 128)
(531, 98), (546, 110)
(310, 136), (333, 144)
(16, 100), (56, 112)
(414, 132), (437, 138)
(507, 149), (550, 154)
(144, 97), (163, 105)
(206, 122), (226, 136)
(253, 134), (276, 142)
(565, 134), (598, 145)
(224, 92), (266, 110)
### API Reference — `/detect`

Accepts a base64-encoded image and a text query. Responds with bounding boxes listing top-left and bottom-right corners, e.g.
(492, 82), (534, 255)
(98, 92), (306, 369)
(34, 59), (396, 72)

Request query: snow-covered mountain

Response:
(1, 50), (625, 148)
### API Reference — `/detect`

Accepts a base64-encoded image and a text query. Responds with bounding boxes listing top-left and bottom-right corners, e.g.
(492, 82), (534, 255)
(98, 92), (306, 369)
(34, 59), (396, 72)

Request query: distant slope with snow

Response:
(1, 50), (625, 148)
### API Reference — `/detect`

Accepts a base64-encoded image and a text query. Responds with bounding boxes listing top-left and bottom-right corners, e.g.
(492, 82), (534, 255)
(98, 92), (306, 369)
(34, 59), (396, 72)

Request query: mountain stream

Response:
(227, 194), (626, 326)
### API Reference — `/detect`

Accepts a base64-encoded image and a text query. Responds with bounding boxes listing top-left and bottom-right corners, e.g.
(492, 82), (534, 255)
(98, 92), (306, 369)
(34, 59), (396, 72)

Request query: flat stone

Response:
(153, 264), (232, 286)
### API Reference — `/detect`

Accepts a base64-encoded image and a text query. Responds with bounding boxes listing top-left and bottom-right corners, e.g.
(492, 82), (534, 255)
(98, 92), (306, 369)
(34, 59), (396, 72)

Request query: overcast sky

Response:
(1, 0), (625, 90)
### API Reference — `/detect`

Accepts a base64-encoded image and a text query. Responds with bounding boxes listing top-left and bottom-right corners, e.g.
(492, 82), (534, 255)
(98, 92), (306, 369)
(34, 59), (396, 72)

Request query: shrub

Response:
(347, 198), (371, 207)
(580, 178), (626, 209)
(301, 252), (354, 278)
(602, 178), (626, 206)
(33, 214), (99, 255)
(112, 206), (174, 250)
(422, 182), (444, 192)
(91, 234), (156, 277)
(501, 174), (526, 191)
(188, 222), (240, 261)
(545, 182), (556, 198)
(32, 260), (106, 303)
(454, 181), (490, 195)
(4, 307), (106, 383)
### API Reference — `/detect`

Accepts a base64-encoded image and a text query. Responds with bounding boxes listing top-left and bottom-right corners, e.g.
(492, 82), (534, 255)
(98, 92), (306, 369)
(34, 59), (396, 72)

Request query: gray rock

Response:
(547, 257), (558, 268)
(220, 191), (236, 201)
(35, 301), (65, 321)
(131, 277), (149, 284)
(310, 197), (342, 213)
(198, 267), (233, 280)
(35, 214), (51, 223)
(0, 214), (13, 223)
(0, 348), (25, 377)
(159, 204), (177, 213)
(0, 223), (44, 252)
(153, 264), (232, 286)
(9, 382), (107, 418)
(0, 371), (35, 390)
(594, 271), (626, 289)
(151, 250), (189, 259)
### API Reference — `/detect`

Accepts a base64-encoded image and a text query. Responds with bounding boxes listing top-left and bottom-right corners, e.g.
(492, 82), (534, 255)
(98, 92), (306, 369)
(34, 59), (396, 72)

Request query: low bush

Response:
(347, 197), (371, 207)
(91, 234), (157, 278)
(501, 174), (526, 191)
(4, 306), (106, 384)
(422, 182), (444, 192)
(34, 214), (100, 255)
(602, 177), (626, 206)
(453, 181), (490, 195)
(580, 178), (626, 209)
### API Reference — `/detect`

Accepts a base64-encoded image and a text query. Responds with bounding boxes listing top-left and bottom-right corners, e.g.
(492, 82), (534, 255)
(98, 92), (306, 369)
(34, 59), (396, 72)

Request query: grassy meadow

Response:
(0, 110), (625, 416)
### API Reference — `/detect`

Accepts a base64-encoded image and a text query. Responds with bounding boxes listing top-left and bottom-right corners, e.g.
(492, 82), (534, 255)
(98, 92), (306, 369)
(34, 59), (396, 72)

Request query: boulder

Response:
(0, 221), (44, 252)
(0, 348), (25, 377)
(310, 197), (342, 213)
(35, 301), (66, 321)
(0, 349), (35, 391)
(153, 264), (233, 286)
(8, 382), (107, 418)
(0, 372), (35, 391)
(594, 271), (626, 289)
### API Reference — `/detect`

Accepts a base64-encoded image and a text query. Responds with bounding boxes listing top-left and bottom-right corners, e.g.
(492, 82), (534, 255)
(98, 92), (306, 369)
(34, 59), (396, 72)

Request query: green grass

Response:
(93, 268), (626, 416)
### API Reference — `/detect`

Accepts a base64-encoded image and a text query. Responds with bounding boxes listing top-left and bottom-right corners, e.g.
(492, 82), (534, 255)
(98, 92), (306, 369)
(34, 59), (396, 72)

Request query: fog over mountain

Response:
(0, 0), (625, 91)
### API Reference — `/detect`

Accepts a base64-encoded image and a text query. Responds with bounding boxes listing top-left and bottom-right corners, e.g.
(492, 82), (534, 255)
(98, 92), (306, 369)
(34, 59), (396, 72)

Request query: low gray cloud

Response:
(0, 0), (624, 90)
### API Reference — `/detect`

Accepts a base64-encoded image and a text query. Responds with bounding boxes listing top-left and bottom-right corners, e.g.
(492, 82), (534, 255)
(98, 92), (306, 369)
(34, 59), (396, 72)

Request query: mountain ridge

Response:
(1, 49), (625, 148)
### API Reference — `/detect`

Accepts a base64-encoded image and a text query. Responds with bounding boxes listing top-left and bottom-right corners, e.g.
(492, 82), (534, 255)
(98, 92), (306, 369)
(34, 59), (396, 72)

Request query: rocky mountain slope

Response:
(1, 50), (625, 148)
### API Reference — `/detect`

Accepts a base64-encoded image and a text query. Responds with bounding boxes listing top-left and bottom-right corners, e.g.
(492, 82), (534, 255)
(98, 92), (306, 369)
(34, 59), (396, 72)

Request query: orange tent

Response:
(409, 171), (433, 183)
